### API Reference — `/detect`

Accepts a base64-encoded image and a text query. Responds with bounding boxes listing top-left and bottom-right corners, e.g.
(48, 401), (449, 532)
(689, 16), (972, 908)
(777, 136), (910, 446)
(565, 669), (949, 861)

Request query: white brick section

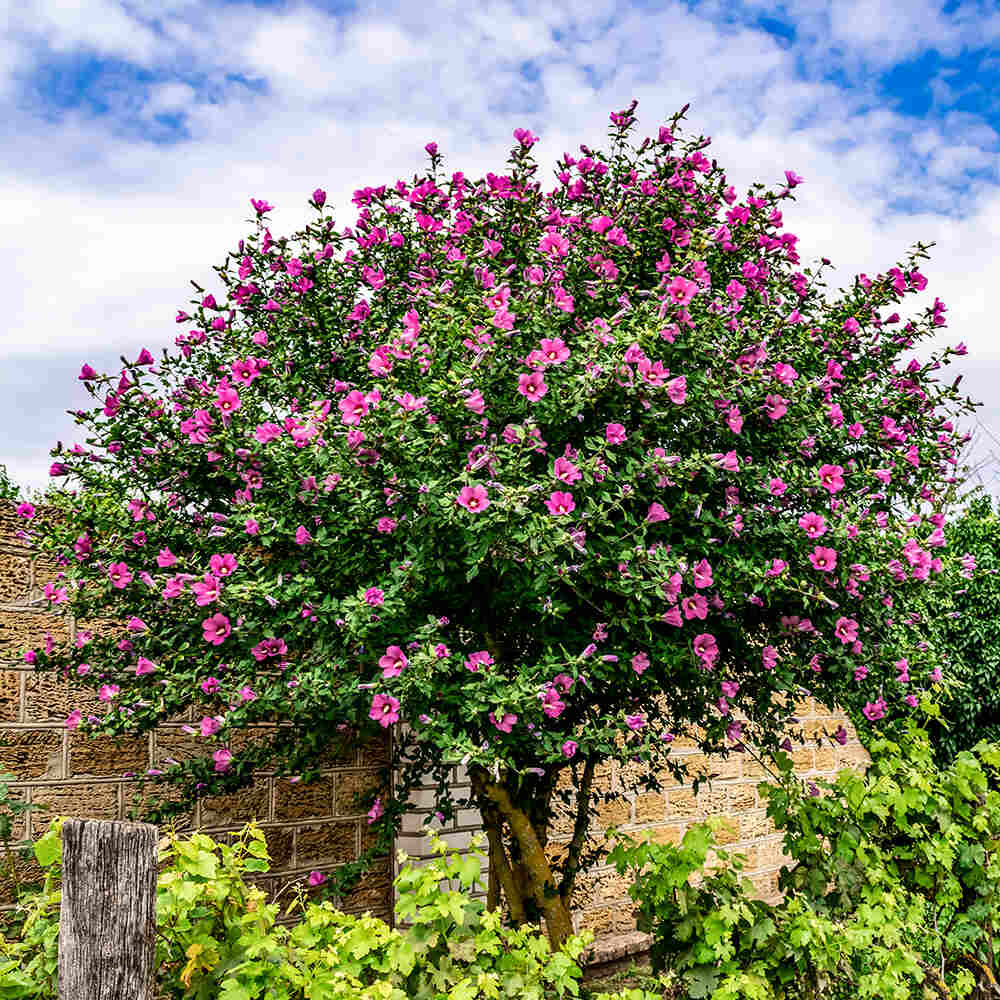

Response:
(391, 727), (486, 911)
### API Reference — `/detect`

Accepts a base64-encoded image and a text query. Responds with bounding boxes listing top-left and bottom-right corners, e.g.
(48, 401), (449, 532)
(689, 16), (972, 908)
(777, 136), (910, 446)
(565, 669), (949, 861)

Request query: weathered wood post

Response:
(58, 818), (158, 1000)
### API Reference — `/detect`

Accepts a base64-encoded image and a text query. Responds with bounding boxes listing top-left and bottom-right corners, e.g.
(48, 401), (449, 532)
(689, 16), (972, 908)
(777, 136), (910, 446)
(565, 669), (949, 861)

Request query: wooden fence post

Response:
(58, 818), (158, 1000)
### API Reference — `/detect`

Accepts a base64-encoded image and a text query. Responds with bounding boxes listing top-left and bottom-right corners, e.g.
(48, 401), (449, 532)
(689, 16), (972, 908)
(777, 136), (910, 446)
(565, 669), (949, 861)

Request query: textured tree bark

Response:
(477, 777), (575, 948)
(59, 818), (158, 1000)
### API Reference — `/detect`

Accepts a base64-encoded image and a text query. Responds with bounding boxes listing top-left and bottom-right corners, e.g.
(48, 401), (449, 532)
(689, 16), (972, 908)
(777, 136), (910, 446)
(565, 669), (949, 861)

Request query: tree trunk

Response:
(59, 818), (158, 1000)
(475, 774), (575, 948)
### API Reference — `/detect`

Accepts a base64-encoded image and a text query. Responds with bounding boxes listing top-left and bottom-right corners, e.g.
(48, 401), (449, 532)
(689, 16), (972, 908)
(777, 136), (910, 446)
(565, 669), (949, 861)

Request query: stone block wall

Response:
(389, 705), (868, 938)
(555, 707), (867, 936)
(0, 501), (394, 920)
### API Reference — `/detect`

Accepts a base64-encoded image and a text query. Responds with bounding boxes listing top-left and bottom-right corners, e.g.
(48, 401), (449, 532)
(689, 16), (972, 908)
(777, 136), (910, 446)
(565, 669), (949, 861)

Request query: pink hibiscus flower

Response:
(518, 371), (548, 401)
(338, 390), (370, 425)
(692, 559), (714, 589)
(107, 562), (132, 589)
(370, 693), (401, 728)
(538, 337), (570, 364)
(818, 463), (845, 493)
(457, 484), (491, 513)
(681, 594), (708, 620)
(489, 712), (518, 733)
(798, 512), (827, 538)
(379, 645), (408, 678)
(554, 457), (582, 484)
(692, 632), (718, 666)
(202, 613), (231, 645)
(210, 553), (238, 577)
(545, 491), (576, 516)
(809, 547), (838, 573)
(835, 617), (859, 644)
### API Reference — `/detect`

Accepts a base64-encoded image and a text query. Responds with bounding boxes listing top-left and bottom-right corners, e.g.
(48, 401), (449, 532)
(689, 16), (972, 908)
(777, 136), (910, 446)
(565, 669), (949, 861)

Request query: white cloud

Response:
(1, 0), (999, 493)
(9, 0), (161, 64)
(142, 81), (197, 118)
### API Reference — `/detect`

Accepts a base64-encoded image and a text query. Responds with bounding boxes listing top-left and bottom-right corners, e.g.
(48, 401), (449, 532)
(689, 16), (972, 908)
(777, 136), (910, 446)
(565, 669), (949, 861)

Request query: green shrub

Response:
(609, 724), (1000, 1000)
(925, 493), (1000, 764)
(0, 821), (666, 999)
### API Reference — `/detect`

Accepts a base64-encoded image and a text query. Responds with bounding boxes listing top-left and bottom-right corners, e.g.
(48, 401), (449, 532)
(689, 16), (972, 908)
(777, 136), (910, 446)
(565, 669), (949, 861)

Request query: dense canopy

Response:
(20, 101), (975, 943)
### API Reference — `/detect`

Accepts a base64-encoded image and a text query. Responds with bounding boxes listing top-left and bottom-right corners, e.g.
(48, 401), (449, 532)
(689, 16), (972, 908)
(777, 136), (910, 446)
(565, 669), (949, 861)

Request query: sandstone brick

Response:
(200, 777), (272, 826)
(570, 870), (597, 909)
(335, 771), (381, 817)
(24, 669), (100, 722)
(0, 552), (30, 603)
(340, 857), (391, 913)
(69, 734), (148, 777)
(273, 775), (333, 821)
(548, 810), (577, 839)
(748, 869), (782, 901)
(0, 671), (21, 723)
(30, 556), (65, 594)
(226, 727), (278, 757)
(741, 756), (773, 780)
(578, 907), (615, 935)
(726, 782), (757, 811)
(713, 815), (741, 846)
(752, 837), (791, 871)
(255, 825), (293, 869)
(835, 744), (871, 770)
(297, 821), (359, 868)
(588, 868), (633, 903)
(74, 617), (121, 641)
(792, 698), (814, 718)
(667, 787), (701, 819)
(544, 841), (570, 870)
(694, 786), (729, 816)
(667, 733), (699, 750)
(121, 780), (195, 831)
(0, 729), (63, 779)
(32, 781), (119, 828)
(801, 720), (831, 739)
(633, 792), (665, 825)
(0, 505), (33, 549)
(0, 612), (70, 662)
(740, 809), (776, 841)
(356, 734), (390, 767)
(647, 824), (683, 845)
(595, 797), (631, 829)
(152, 730), (204, 768)
(705, 753), (743, 781)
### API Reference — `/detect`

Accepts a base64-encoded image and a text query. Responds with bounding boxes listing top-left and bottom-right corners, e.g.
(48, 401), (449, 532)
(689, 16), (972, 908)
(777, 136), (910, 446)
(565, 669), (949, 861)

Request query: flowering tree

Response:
(22, 101), (975, 946)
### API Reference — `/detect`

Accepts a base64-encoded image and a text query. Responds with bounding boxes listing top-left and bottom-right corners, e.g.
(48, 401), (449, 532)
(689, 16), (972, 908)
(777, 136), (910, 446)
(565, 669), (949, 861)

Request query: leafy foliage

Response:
(0, 823), (666, 999)
(925, 493), (1000, 763)
(17, 99), (975, 941)
(0, 467), (20, 502)
(610, 724), (1000, 999)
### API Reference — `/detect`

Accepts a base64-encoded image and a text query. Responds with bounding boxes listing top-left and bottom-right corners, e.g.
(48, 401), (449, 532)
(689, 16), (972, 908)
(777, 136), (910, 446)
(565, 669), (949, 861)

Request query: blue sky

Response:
(2, 0), (1000, 494)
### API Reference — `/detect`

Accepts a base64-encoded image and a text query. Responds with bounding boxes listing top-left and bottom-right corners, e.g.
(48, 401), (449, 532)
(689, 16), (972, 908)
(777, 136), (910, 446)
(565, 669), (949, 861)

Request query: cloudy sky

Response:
(3, 0), (999, 497)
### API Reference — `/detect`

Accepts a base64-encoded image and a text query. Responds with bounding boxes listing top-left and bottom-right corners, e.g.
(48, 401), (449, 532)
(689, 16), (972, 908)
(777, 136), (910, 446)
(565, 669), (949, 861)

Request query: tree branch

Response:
(559, 756), (596, 907)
